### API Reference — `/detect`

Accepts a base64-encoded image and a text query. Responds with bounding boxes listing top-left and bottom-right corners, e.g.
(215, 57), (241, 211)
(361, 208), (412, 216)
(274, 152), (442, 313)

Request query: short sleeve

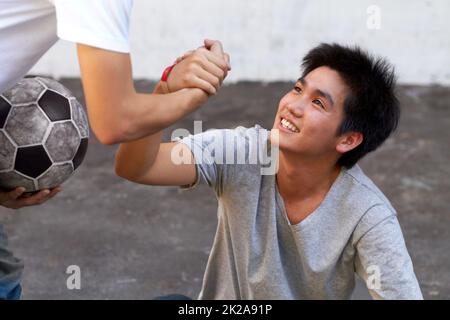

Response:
(178, 125), (270, 195)
(354, 208), (423, 300)
(54, 0), (133, 53)
(178, 129), (226, 195)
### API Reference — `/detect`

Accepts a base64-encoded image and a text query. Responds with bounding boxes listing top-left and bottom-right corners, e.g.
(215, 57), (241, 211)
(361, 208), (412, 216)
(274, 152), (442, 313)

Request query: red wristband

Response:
(161, 63), (176, 82)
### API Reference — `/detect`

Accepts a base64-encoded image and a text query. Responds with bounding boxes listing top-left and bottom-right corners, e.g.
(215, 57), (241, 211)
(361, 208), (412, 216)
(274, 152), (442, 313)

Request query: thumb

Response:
(204, 39), (231, 70)
(204, 39), (215, 49)
(204, 39), (223, 56)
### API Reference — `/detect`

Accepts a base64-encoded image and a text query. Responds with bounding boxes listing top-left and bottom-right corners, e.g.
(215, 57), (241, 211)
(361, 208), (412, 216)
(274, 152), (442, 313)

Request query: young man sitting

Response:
(114, 43), (423, 299)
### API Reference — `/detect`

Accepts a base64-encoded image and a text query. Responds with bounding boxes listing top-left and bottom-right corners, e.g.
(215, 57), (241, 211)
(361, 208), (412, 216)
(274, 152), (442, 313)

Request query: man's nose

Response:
(286, 100), (304, 117)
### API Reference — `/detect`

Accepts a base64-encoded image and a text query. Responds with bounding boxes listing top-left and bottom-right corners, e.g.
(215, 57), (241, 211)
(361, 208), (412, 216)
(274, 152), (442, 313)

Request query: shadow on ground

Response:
(1, 79), (449, 299)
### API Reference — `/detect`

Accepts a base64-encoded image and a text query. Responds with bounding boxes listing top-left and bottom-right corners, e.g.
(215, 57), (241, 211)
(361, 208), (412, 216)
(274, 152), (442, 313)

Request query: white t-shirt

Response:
(0, 0), (133, 94)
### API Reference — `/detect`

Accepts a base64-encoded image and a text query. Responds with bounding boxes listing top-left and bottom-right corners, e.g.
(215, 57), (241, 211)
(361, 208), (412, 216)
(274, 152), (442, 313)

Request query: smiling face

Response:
(272, 66), (356, 162)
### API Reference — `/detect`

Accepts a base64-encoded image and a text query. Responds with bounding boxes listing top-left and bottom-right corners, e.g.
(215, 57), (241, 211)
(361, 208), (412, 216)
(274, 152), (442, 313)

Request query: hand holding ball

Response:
(0, 77), (89, 192)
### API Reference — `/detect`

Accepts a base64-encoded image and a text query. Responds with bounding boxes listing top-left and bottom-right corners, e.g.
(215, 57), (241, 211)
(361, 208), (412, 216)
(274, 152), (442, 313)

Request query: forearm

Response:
(114, 83), (179, 180)
(77, 44), (208, 144)
(87, 83), (206, 145)
(123, 85), (207, 140)
(114, 130), (163, 181)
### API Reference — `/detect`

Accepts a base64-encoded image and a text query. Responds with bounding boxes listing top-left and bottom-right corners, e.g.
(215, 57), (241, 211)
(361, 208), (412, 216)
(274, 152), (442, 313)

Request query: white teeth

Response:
(281, 118), (299, 133)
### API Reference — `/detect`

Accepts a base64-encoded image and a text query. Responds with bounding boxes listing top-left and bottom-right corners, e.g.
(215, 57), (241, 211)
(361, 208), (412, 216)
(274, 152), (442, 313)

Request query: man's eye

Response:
(294, 86), (302, 93)
(313, 99), (325, 109)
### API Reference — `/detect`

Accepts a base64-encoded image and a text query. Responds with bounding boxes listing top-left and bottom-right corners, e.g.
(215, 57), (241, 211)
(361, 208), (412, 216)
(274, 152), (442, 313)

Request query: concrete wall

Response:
(31, 0), (450, 85)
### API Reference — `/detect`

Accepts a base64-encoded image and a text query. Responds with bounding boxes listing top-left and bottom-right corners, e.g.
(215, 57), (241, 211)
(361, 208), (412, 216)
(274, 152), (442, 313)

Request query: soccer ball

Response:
(0, 77), (89, 192)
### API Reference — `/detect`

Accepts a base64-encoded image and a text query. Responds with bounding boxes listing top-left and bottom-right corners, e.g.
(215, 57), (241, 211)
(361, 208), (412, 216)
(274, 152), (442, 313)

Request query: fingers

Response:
(202, 49), (229, 72)
(204, 51), (229, 80)
(1, 187), (62, 209)
(204, 39), (231, 70)
(186, 74), (217, 95)
(195, 44), (231, 85)
(203, 59), (226, 80)
(17, 189), (51, 206)
(184, 49), (227, 80)
(169, 50), (226, 94)
(194, 58), (225, 84)
(194, 67), (221, 93)
(0, 187), (26, 204)
(22, 187), (61, 206)
(205, 39), (224, 56)
(203, 39), (216, 49)
(167, 40), (230, 94)
(45, 187), (62, 202)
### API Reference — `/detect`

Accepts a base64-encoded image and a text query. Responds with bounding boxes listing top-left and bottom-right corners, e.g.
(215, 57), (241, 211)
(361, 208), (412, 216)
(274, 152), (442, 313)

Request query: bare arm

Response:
(114, 82), (197, 186)
(114, 40), (229, 186)
(77, 42), (228, 145)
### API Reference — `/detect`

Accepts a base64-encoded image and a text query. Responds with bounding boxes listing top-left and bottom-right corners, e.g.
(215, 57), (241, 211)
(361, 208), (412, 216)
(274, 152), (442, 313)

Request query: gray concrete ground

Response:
(0, 79), (449, 300)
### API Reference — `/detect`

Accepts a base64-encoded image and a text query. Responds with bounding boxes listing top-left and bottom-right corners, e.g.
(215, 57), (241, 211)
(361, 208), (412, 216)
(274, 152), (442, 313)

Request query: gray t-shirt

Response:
(180, 125), (422, 300)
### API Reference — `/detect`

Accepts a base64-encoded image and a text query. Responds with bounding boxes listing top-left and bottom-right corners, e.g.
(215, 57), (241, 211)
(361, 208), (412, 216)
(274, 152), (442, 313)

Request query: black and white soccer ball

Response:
(0, 77), (89, 192)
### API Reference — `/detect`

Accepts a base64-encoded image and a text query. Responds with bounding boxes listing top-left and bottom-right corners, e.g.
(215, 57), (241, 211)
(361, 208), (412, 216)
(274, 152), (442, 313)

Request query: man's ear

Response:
(336, 132), (363, 154)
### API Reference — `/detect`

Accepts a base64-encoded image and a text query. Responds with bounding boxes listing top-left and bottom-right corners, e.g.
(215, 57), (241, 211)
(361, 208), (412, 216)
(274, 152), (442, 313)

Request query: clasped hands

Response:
(163, 39), (231, 97)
